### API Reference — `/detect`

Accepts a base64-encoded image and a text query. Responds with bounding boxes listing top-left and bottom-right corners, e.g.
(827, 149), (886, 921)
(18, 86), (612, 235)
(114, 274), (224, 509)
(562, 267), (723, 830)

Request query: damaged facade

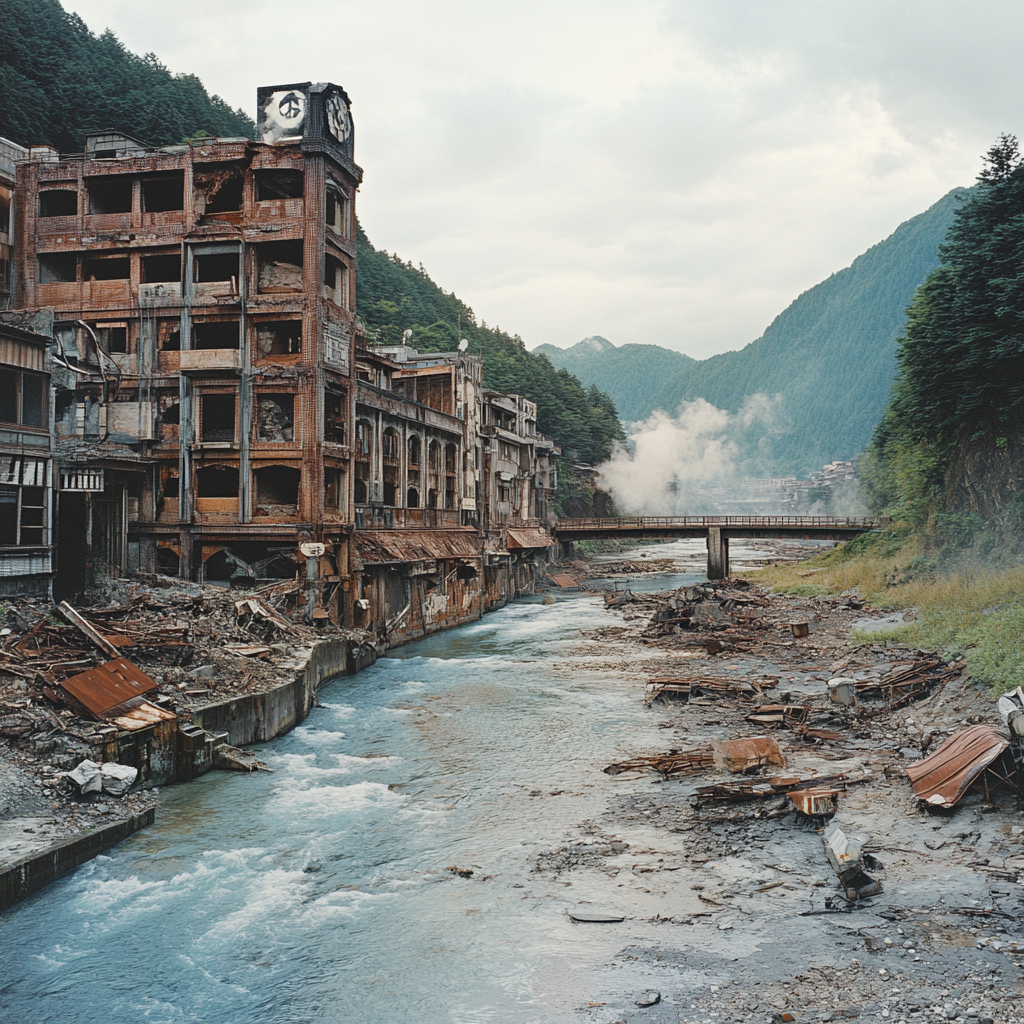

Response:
(3, 80), (558, 640)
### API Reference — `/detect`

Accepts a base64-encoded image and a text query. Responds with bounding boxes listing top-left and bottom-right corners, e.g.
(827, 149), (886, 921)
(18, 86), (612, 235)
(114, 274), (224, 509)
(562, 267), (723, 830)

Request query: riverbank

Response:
(549, 560), (1023, 1022)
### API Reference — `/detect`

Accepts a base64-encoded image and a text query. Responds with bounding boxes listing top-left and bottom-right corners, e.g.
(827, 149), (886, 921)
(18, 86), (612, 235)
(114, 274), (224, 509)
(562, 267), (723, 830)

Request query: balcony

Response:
(179, 349), (240, 374)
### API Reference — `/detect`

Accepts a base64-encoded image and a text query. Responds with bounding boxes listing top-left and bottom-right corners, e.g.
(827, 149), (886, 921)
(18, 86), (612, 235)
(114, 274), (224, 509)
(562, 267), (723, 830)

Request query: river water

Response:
(2, 549), (724, 1024)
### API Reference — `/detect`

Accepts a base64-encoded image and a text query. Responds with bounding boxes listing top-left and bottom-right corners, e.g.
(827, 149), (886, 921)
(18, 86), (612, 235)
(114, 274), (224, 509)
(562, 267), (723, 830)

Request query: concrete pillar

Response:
(707, 527), (729, 580)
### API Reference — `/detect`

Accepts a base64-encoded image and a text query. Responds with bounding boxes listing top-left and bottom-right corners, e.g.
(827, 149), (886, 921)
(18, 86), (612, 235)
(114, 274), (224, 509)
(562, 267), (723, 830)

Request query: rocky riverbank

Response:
(536, 569), (1023, 1023)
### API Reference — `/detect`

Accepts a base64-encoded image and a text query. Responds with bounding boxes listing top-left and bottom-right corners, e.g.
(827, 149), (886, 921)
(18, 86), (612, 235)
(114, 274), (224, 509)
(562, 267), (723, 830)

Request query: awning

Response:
(355, 530), (482, 565)
(506, 527), (554, 549)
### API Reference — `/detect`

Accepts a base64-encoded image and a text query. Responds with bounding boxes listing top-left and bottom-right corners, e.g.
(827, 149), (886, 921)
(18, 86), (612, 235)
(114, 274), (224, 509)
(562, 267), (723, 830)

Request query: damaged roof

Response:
(58, 658), (159, 720)
(506, 527), (554, 549)
(354, 529), (482, 566)
(904, 724), (1011, 807)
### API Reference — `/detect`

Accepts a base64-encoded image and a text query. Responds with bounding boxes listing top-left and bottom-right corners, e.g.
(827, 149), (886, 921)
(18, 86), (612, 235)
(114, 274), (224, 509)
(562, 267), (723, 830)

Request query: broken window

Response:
(82, 255), (130, 281)
(406, 487), (419, 508)
(92, 323), (128, 353)
(255, 169), (303, 200)
(87, 176), (133, 214)
(256, 394), (295, 441)
(324, 390), (346, 443)
(427, 488), (439, 509)
(255, 320), (301, 357)
(408, 435), (421, 467)
(255, 465), (300, 507)
(194, 164), (245, 214)
(200, 393), (235, 441)
(162, 473), (179, 498)
(159, 399), (180, 425)
(353, 462), (369, 504)
(142, 253), (180, 282)
(382, 428), (399, 461)
(0, 485), (45, 546)
(429, 439), (441, 472)
(456, 564), (478, 582)
(38, 253), (77, 283)
(326, 184), (349, 234)
(324, 468), (344, 510)
(194, 252), (239, 283)
(193, 321), (240, 350)
(323, 254), (349, 308)
(0, 369), (46, 428)
(160, 326), (181, 351)
(383, 467), (398, 506)
(141, 173), (184, 212)
(196, 464), (238, 497)
(39, 190), (78, 217)
(257, 240), (303, 293)
(355, 419), (373, 456)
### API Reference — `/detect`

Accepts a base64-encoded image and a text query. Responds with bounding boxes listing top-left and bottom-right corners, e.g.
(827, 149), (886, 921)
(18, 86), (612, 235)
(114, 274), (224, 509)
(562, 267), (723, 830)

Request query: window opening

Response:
(406, 488), (419, 508)
(326, 185), (348, 234)
(196, 464), (239, 497)
(142, 174), (184, 212)
(92, 324), (128, 353)
(193, 321), (240, 350)
(142, 254), (180, 282)
(195, 164), (245, 214)
(256, 169), (304, 200)
(257, 240), (303, 293)
(162, 473), (179, 498)
(324, 390), (346, 444)
(0, 369), (46, 427)
(200, 393), (236, 441)
(194, 252), (238, 282)
(323, 254), (349, 308)
(83, 255), (129, 280)
(256, 395), (295, 441)
(38, 253), (77, 283)
(39, 190), (78, 217)
(87, 177), (132, 214)
(325, 468), (344, 510)
(255, 321), (301, 357)
(255, 465), (300, 507)
(0, 485), (45, 546)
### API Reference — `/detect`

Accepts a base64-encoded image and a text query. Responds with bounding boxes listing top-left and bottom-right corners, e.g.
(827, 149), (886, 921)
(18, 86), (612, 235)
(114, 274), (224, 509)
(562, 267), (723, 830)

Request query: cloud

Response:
(66, 0), (1024, 357)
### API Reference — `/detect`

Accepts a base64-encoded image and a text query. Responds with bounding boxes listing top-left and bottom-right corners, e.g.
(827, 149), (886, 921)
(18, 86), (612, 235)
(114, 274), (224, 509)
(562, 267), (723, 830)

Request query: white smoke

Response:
(596, 394), (870, 516)
(596, 395), (785, 514)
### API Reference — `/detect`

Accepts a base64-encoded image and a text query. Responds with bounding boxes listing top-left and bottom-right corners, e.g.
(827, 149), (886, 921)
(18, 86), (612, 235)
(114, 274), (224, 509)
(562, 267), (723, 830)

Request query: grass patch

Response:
(747, 528), (1024, 695)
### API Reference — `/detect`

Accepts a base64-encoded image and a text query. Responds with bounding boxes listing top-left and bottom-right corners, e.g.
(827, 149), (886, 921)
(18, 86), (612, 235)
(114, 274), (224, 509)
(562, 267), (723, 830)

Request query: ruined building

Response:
(2, 81), (557, 637)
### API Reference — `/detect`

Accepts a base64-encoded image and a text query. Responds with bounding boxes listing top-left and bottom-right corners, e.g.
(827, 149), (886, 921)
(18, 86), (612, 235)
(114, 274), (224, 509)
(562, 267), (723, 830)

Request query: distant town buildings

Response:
(0, 82), (558, 641)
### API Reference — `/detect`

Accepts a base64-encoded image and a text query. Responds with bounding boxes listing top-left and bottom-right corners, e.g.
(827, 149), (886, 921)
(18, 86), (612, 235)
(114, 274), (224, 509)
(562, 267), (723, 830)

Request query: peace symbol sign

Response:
(279, 92), (303, 121)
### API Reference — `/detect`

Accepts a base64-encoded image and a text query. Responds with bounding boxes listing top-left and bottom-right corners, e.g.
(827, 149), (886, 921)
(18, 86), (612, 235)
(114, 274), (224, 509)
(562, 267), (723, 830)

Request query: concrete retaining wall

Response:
(0, 810), (155, 910)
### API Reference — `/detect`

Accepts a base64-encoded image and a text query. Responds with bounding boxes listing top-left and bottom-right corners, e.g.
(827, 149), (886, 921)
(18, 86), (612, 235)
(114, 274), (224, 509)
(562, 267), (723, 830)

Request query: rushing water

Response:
(2, 573), (720, 1024)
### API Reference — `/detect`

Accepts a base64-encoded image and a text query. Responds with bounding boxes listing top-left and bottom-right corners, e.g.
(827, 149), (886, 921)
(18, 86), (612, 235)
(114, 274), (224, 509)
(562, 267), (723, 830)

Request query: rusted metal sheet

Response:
(506, 527), (553, 549)
(789, 786), (840, 816)
(904, 724), (1014, 807)
(712, 735), (786, 772)
(111, 696), (177, 731)
(354, 529), (481, 565)
(58, 658), (159, 720)
(547, 573), (579, 588)
(604, 749), (715, 778)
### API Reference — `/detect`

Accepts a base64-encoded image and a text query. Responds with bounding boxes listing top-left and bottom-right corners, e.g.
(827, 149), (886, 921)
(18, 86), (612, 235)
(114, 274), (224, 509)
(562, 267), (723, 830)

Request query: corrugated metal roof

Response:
(354, 530), (482, 565)
(904, 724), (1010, 807)
(59, 658), (159, 720)
(506, 527), (554, 549)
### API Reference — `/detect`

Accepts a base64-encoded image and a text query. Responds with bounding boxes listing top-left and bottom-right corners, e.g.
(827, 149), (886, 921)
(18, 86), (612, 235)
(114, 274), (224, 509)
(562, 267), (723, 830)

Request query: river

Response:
(2, 544), (727, 1024)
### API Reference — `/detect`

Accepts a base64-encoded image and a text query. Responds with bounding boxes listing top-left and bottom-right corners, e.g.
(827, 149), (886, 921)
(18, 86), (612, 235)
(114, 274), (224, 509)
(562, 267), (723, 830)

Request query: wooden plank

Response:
(58, 602), (120, 659)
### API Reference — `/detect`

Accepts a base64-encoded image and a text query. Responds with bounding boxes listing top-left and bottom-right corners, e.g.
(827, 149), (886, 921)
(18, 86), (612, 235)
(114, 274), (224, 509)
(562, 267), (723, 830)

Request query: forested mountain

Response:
(862, 136), (1024, 531)
(539, 190), (964, 476)
(534, 337), (694, 423)
(356, 227), (625, 465)
(0, 0), (254, 150)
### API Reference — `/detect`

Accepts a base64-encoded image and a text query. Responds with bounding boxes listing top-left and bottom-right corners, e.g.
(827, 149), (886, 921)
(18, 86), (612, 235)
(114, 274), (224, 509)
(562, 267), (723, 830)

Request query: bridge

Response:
(552, 516), (883, 580)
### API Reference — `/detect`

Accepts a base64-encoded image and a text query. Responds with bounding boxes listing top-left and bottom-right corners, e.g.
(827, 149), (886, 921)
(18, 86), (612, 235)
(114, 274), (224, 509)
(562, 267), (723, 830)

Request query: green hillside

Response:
(534, 337), (694, 423)
(539, 190), (964, 476)
(356, 227), (625, 466)
(0, 0), (255, 150)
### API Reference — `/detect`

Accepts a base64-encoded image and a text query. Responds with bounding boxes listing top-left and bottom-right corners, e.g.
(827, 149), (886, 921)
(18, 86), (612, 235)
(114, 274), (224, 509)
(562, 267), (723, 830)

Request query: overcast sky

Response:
(67, 0), (1024, 358)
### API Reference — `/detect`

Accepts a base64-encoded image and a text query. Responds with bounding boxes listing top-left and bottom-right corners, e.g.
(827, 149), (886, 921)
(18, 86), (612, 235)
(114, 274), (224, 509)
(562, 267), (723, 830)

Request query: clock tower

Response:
(257, 81), (354, 158)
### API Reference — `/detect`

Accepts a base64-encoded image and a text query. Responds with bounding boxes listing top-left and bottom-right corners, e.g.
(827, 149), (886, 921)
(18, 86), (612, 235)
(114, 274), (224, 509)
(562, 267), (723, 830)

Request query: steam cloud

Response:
(595, 395), (868, 516)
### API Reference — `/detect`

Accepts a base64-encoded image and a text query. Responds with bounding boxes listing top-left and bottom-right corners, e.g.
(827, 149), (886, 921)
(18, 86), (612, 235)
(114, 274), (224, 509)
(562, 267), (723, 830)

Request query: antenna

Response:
(458, 338), (468, 352)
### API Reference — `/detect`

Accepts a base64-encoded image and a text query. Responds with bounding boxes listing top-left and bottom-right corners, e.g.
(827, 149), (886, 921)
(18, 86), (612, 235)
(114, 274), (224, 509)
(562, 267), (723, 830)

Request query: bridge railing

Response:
(554, 515), (881, 530)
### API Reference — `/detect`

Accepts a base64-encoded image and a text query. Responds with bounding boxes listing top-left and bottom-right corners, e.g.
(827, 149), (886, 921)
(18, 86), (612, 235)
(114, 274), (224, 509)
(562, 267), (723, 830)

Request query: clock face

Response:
(325, 94), (352, 144)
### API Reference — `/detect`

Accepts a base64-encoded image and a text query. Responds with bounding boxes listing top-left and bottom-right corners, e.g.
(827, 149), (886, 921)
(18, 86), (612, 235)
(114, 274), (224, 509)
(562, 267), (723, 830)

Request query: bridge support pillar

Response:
(707, 527), (729, 580)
